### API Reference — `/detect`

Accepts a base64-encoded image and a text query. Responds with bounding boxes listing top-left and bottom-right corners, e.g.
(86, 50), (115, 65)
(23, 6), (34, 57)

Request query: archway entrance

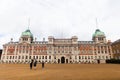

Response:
(61, 57), (65, 63)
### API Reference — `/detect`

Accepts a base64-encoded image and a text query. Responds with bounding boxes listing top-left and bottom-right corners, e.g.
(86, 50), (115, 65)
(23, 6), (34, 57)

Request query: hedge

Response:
(106, 59), (120, 64)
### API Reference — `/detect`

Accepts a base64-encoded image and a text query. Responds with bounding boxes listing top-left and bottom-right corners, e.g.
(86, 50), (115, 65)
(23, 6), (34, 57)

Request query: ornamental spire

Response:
(96, 18), (98, 29)
(28, 17), (30, 30)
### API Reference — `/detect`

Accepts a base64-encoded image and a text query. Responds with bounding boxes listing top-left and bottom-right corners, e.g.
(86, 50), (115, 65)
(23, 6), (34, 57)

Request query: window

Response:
(95, 56), (97, 59)
(99, 56), (101, 59)
(91, 56), (93, 59)
(23, 46), (25, 49)
(10, 56), (12, 59)
(98, 46), (99, 50)
(23, 49), (25, 53)
(105, 51), (107, 53)
(19, 50), (21, 53)
(29, 56), (31, 59)
(101, 46), (103, 49)
(42, 56), (44, 59)
(94, 51), (96, 54)
(33, 56), (35, 59)
(102, 56), (104, 59)
(108, 50), (111, 53)
(49, 56), (51, 59)
(26, 56), (28, 59)
(85, 56), (87, 59)
(98, 51), (100, 54)
(45, 56), (47, 59)
(22, 56), (24, 59)
(110, 56), (111, 59)
(36, 56), (38, 59)
(101, 51), (104, 53)
(26, 50), (28, 53)
(39, 56), (41, 59)
(82, 56), (84, 59)
(58, 51), (60, 53)
(70, 56), (72, 59)
(75, 56), (77, 59)
(106, 56), (108, 59)
(88, 56), (90, 59)
(54, 56), (56, 59)
(19, 56), (20, 59)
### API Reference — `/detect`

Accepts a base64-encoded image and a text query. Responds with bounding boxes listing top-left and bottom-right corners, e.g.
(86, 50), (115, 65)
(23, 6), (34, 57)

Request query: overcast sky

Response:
(0, 0), (120, 48)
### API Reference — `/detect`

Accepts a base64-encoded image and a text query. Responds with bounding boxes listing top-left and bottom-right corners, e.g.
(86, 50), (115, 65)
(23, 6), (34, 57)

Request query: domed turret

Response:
(92, 29), (105, 37)
(21, 29), (33, 38)
(92, 29), (106, 43)
(19, 29), (33, 43)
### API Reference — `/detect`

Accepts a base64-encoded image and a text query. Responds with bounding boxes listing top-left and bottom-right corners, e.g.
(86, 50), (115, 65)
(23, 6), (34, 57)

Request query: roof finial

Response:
(28, 17), (30, 29)
(61, 26), (63, 38)
(96, 18), (98, 29)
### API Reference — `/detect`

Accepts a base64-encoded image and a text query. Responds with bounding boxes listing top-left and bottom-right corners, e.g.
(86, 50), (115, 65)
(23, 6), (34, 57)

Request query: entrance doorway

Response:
(66, 59), (68, 63)
(58, 59), (60, 64)
(61, 57), (65, 63)
(97, 60), (100, 64)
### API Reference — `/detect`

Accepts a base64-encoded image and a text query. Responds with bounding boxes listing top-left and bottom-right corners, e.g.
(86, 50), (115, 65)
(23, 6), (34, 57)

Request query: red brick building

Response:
(1, 29), (113, 63)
